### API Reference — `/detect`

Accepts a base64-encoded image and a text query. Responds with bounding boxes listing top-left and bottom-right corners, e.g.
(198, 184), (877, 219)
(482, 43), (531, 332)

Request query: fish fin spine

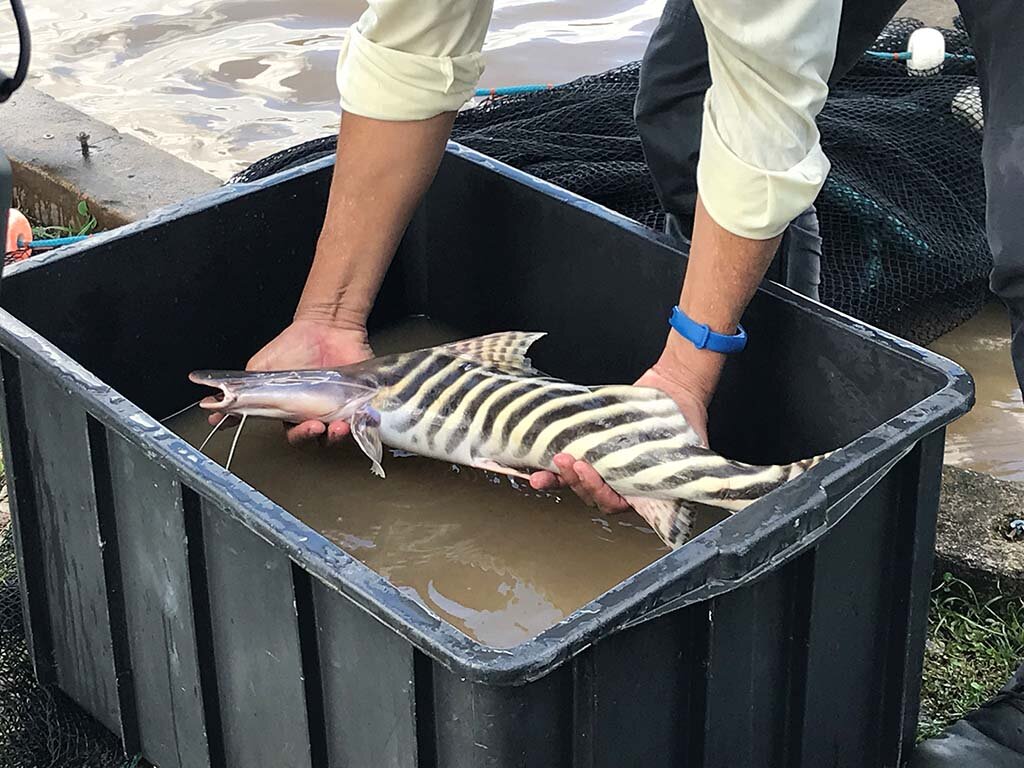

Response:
(440, 332), (549, 376)
(624, 496), (703, 549)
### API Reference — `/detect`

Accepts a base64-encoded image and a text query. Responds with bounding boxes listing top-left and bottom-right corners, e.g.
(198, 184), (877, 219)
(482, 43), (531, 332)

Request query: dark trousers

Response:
(635, 0), (1024, 394)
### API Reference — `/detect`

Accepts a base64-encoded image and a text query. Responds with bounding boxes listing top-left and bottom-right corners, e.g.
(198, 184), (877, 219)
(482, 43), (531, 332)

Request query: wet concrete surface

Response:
(936, 466), (1024, 595)
(901, 0), (959, 27)
(1, 86), (219, 230)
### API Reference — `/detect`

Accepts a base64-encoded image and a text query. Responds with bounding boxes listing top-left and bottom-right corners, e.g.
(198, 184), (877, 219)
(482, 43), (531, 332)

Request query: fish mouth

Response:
(197, 387), (236, 411)
(189, 371), (242, 411)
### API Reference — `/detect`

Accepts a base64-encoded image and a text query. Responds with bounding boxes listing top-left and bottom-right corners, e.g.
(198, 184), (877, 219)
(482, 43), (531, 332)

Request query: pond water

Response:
(930, 302), (1023, 482)
(0, 0), (663, 179)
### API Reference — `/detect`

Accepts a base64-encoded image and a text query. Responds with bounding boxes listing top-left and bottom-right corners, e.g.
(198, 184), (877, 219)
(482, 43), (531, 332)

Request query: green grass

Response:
(919, 572), (1024, 740)
(28, 200), (98, 240)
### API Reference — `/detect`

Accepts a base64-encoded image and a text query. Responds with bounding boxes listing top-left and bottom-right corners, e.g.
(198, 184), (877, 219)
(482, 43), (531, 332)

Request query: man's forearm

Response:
(300, 0), (492, 331)
(654, 196), (781, 405)
(294, 110), (457, 330)
(654, 0), (842, 404)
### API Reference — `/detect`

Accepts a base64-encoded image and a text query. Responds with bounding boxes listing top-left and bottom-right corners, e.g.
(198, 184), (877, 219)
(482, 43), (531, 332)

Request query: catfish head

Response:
(188, 368), (386, 477)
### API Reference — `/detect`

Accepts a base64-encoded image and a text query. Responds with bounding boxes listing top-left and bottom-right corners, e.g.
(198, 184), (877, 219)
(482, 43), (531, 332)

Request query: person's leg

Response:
(634, 0), (708, 244)
(955, 0), (1024, 395)
(777, 0), (908, 300)
(634, 2), (818, 293)
(777, 206), (824, 299)
(828, 0), (904, 85)
(911, 2), (1024, 761)
(632, 0), (907, 226)
(912, 664), (1024, 766)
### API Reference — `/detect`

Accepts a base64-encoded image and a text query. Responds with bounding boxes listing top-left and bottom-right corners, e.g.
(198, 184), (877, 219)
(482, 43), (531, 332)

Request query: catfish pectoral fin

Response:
(351, 408), (385, 478)
(624, 496), (702, 549)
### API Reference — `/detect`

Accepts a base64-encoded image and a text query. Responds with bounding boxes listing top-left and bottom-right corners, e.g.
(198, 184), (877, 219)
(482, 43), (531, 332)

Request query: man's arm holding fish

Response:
(245, 0), (492, 444)
(528, 208), (787, 512)
(532, 0), (840, 509)
(247, 0), (838, 513)
(245, 111), (458, 446)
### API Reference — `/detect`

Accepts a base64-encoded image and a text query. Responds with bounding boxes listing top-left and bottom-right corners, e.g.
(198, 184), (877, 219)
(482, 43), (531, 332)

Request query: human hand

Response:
(208, 318), (373, 445)
(528, 362), (711, 514)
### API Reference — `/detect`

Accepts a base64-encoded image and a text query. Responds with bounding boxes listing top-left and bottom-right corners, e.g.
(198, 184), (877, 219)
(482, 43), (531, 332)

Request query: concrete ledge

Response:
(936, 466), (1024, 593)
(1, 86), (220, 229)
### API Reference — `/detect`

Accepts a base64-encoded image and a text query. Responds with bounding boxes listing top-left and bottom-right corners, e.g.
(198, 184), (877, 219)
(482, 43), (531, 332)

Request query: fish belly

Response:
(377, 404), (551, 478)
(377, 408), (476, 468)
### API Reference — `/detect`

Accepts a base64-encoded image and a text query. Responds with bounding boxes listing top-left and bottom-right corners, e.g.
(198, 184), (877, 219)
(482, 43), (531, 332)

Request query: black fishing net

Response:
(233, 17), (990, 346)
(816, 17), (987, 344)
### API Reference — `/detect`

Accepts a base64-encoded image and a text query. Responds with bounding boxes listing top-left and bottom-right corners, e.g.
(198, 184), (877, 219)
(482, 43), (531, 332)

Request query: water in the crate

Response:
(167, 316), (728, 649)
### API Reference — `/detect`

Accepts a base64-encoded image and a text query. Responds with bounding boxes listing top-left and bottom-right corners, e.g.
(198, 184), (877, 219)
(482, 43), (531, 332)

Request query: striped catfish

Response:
(189, 332), (828, 548)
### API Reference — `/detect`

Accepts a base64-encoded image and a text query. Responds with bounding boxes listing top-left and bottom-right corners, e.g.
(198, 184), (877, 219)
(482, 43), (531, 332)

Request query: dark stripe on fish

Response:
(534, 403), (679, 464)
(574, 426), (682, 466)
(589, 445), (711, 484)
(443, 377), (509, 455)
(713, 476), (788, 501)
(495, 385), (576, 448)
(423, 369), (489, 447)
(388, 352), (449, 406)
(666, 512), (686, 546)
(598, 450), (766, 485)
(477, 380), (536, 446)
(392, 359), (472, 433)
(372, 350), (431, 385)
(511, 395), (626, 458)
(632, 473), (784, 501)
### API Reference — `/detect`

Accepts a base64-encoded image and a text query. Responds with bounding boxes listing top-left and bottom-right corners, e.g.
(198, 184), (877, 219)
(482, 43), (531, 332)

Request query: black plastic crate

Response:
(0, 144), (972, 768)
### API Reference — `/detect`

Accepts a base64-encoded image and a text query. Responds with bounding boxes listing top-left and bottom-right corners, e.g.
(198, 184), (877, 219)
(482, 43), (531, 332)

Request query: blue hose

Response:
(474, 84), (554, 97)
(21, 234), (90, 249)
(864, 50), (976, 62)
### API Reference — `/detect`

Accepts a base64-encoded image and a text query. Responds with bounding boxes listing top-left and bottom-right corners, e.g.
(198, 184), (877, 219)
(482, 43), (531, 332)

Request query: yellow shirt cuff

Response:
(696, 92), (831, 240)
(336, 25), (486, 121)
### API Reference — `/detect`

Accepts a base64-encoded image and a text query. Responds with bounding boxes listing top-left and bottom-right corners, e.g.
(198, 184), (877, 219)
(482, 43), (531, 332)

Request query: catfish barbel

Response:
(189, 332), (828, 548)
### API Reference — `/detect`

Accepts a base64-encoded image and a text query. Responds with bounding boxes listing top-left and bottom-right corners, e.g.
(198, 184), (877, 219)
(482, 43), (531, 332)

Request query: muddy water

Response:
(167, 317), (728, 648)
(0, 0), (663, 179)
(929, 302), (1024, 482)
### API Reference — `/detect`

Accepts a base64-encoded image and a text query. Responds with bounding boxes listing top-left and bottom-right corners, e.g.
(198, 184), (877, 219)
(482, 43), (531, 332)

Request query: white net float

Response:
(907, 27), (946, 76)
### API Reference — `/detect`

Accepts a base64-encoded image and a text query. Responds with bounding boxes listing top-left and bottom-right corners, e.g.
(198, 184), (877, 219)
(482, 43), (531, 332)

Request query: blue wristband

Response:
(668, 306), (747, 354)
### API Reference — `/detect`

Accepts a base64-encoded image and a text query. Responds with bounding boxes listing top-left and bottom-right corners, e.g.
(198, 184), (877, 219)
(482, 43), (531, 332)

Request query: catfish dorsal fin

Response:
(440, 331), (549, 376)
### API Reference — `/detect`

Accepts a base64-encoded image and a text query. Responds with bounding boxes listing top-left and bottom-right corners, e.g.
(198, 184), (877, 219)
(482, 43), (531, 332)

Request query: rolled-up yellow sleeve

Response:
(336, 0), (493, 121)
(693, 0), (841, 240)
